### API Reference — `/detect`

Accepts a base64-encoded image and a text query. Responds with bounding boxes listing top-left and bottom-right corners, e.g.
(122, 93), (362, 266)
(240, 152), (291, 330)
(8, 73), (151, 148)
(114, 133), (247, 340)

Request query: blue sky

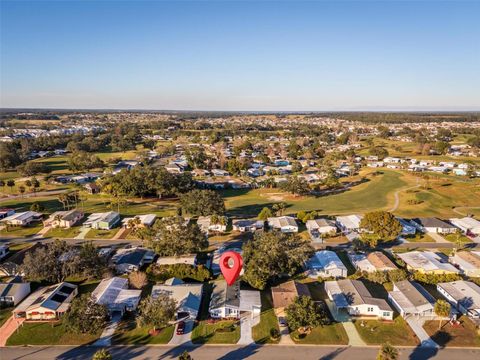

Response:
(1, 0), (479, 111)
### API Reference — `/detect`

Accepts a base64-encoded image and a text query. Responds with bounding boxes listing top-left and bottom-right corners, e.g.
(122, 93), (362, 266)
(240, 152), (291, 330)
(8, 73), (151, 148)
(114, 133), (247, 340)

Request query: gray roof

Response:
(210, 280), (240, 310)
(412, 217), (456, 229)
(389, 280), (435, 313)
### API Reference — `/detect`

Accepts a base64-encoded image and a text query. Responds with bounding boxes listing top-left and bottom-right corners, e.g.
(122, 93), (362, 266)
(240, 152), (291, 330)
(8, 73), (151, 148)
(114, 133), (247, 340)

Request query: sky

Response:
(1, 0), (479, 111)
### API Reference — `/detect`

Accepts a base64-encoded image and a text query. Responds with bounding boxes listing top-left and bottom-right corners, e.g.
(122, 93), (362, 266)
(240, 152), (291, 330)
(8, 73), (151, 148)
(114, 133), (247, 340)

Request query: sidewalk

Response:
(94, 313), (122, 347)
(0, 316), (24, 347)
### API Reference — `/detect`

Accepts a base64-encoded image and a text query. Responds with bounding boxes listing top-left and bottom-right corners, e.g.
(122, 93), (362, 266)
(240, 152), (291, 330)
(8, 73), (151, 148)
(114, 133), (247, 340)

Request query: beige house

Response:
(43, 210), (84, 228)
(271, 280), (311, 316)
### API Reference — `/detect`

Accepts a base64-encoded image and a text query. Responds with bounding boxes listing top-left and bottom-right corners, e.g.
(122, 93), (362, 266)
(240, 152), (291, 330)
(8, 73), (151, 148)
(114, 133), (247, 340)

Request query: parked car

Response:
(176, 321), (185, 335)
(278, 317), (287, 327)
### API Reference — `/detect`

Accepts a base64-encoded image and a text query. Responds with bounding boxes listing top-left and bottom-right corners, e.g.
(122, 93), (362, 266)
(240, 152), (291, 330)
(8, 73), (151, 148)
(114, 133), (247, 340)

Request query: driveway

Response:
(427, 232), (449, 243)
(325, 300), (366, 346)
(238, 314), (259, 345)
(74, 227), (90, 240)
(169, 320), (194, 345)
(406, 317), (439, 348)
(94, 312), (122, 346)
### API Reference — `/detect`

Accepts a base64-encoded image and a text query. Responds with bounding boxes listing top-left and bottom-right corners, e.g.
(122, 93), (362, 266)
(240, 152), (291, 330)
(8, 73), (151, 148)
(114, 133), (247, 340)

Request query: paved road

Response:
(389, 180), (420, 212)
(0, 188), (68, 202)
(3, 345), (480, 360)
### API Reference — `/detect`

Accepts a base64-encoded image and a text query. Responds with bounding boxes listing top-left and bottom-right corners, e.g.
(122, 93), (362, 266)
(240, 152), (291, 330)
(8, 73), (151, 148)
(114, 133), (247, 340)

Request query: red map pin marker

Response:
(219, 251), (243, 286)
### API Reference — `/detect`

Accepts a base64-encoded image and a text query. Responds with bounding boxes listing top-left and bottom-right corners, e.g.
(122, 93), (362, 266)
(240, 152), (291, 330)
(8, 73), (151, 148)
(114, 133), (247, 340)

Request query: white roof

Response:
(239, 290), (261, 311)
(306, 218), (336, 230)
(438, 281), (480, 311)
(267, 216), (297, 228)
(450, 217), (480, 232)
(306, 250), (347, 272)
(1, 211), (41, 222)
(92, 277), (141, 309)
(397, 251), (459, 273)
(336, 214), (363, 229)
(152, 280), (203, 315)
(156, 255), (196, 266)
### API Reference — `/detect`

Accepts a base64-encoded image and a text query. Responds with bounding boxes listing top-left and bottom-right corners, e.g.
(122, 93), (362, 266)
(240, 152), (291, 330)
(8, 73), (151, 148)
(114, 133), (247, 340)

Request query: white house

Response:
(336, 214), (363, 233)
(121, 214), (157, 228)
(388, 280), (435, 318)
(83, 211), (120, 230)
(152, 278), (203, 320)
(449, 217), (480, 236)
(437, 281), (480, 319)
(397, 251), (460, 274)
(1, 211), (42, 226)
(305, 250), (347, 278)
(156, 255), (197, 266)
(348, 251), (397, 273)
(306, 219), (337, 237)
(449, 251), (480, 277)
(0, 279), (30, 307)
(232, 219), (264, 232)
(209, 280), (260, 319)
(91, 277), (142, 315)
(112, 247), (155, 274)
(325, 279), (393, 320)
(267, 216), (298, 233)
(197, 216), (228, 233)
(43, 210), (84, 229)
(411, 217), (457, 234)
(13, 282), (78, 320)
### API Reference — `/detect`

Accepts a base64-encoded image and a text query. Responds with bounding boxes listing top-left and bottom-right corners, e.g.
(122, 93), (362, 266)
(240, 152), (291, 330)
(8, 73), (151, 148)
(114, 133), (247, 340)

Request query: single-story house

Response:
(267, 216), (298, 233)
(197, 216), (228, 233)
(84, 182), (100, 194)
(336, 214), (363, 233)
(156, 255), (197, 266)
(271, 280), (311, 316)
(165, 163), (185, 174)
(211, 169), (229, 177)
(325, 279), (394, 320)
(437, 280), (480, 319)
(449, 251), (480, 277)
(0, 278), (31, 307)
(388, 280), (435, 318)
(1, 211), (42, 226)
(0, 208), (15, 219)
(397, 218), (417, 236)
(83, 211), (120, 230)
(13, 282), (78, 320)
(112, 247), (155, 274)
(152, 278), (203, 320)
(306, 218), (337, 236)
(397, 251), (460, 274)
(411, 217), (457, 234)
(43, 209), (84, 229)
(449, 217), (480, 236)
(121, 214), (157, 228)
(349, 251), (397, 273)
(211, 246), (243, 275)
(305, 250), (347, 279)
(209, 280), (261, 319)
(91, 277), (142, 315)
(232, 219), (264, 232)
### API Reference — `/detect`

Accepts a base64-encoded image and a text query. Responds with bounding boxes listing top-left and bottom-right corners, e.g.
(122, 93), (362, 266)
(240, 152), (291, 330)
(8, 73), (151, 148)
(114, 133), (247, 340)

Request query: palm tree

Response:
(434, 299), (451, 329)
(377, 342), (398, 360)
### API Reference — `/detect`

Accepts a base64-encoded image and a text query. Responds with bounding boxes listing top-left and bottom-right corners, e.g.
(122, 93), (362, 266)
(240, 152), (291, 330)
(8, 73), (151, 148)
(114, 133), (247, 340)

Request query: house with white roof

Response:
(83, 211), (120, 230)
(267, 216), (298, 233)
(437, 281), (480, 319)
(325, 279), (393, 320)
(306, 219), (337, 237)
(121, 214), (157, 228)
(388, 280), (435, 318)
(449, 217), (480, 236)
(397, 251), (460, 274)
(91, 277), (141, 315)
(1, 211), (42, 226)
(305, 250), (347, 278)
(449, 251), (480, 277)
(411, 217), (457, 234)
(336, 214), (363, 233)
(232, 219), (264, 232)
(348, 251), (397, 273)
(152, 278), (203, 320)
(0, 278), (30, 307)
(43, 210), (84, 229)
(208, 280), (261, 319)
(156, 255), (197, 266)
(13, 282), (78, 320)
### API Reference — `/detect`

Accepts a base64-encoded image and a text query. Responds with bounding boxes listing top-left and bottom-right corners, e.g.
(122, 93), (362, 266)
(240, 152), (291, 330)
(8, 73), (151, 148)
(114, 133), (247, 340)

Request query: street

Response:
(2, 344), (480, 360)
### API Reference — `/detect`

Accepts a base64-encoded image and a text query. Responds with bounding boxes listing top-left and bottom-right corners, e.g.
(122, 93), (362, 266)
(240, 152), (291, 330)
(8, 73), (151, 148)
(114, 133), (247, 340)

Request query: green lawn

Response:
(1, 223), (43, 237)
(0, 307), (13, 327)
(223, 170), (407, 217)
(404, 233), (436, 243)
(46, 226), (83, 238)
(353, 316), (419, 346)
(252, 290), (280, 344)
(191, 320), (240, 344)
(290, 323), (349, 345)
(423, 316), (480, 347)
(444, 233), (472, 244)
(112, 321), (174, 345)
(6, 321), (100, 345)
(85, 228), (119, 239)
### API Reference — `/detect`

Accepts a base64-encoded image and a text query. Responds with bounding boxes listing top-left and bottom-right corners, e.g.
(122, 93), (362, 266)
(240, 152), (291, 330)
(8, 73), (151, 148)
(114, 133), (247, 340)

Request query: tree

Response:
(377, 342), (398, 360)
(64, 294), (109, 334)
(146, 217), (208, 256)
(6, 179), (15, 192)
(369, 146), (389, 160)
(434, 299), (451, 329)
(359, 211), (402, 247)
(31, 177), (40, 196)
(16, 161), (50, 176)
(75, 241), (108, 279)
(129, 271), (148, 289)
(92, 349), (112, 360)
(30, 202), (44, 212)
(280, 176), (310, 196)
(258, 207), (273, 220)
(179, 351), (193, 360)
(272, 202), (287, 216)
(179, 189), (225, 216)
(137, 294), (177, 331)
(286, 295), (328, 334)
(19, 185), (26, 197)
(242, 232), (314, 290)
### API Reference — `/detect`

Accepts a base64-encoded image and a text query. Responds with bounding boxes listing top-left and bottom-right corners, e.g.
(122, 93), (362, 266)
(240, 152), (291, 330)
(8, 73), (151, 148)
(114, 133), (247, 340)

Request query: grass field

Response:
(112, 322), (174, 345)
(290, 323), (349, 345)
(252, 291), (280, 344)
(0, 307), (13, 327)
(191, 320), (240, 344)
(85, 228), (119, 239)
(6, 321), (100, 346)
(46, 226), (83, 238)
(1, 223), (43, 237)
(353, 316), (419, 346)
(423, 316), (480, 347)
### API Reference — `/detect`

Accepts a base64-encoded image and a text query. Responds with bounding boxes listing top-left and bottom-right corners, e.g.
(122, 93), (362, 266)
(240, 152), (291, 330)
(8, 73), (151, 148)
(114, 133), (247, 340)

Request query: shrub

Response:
(147, 263), (212, 282)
